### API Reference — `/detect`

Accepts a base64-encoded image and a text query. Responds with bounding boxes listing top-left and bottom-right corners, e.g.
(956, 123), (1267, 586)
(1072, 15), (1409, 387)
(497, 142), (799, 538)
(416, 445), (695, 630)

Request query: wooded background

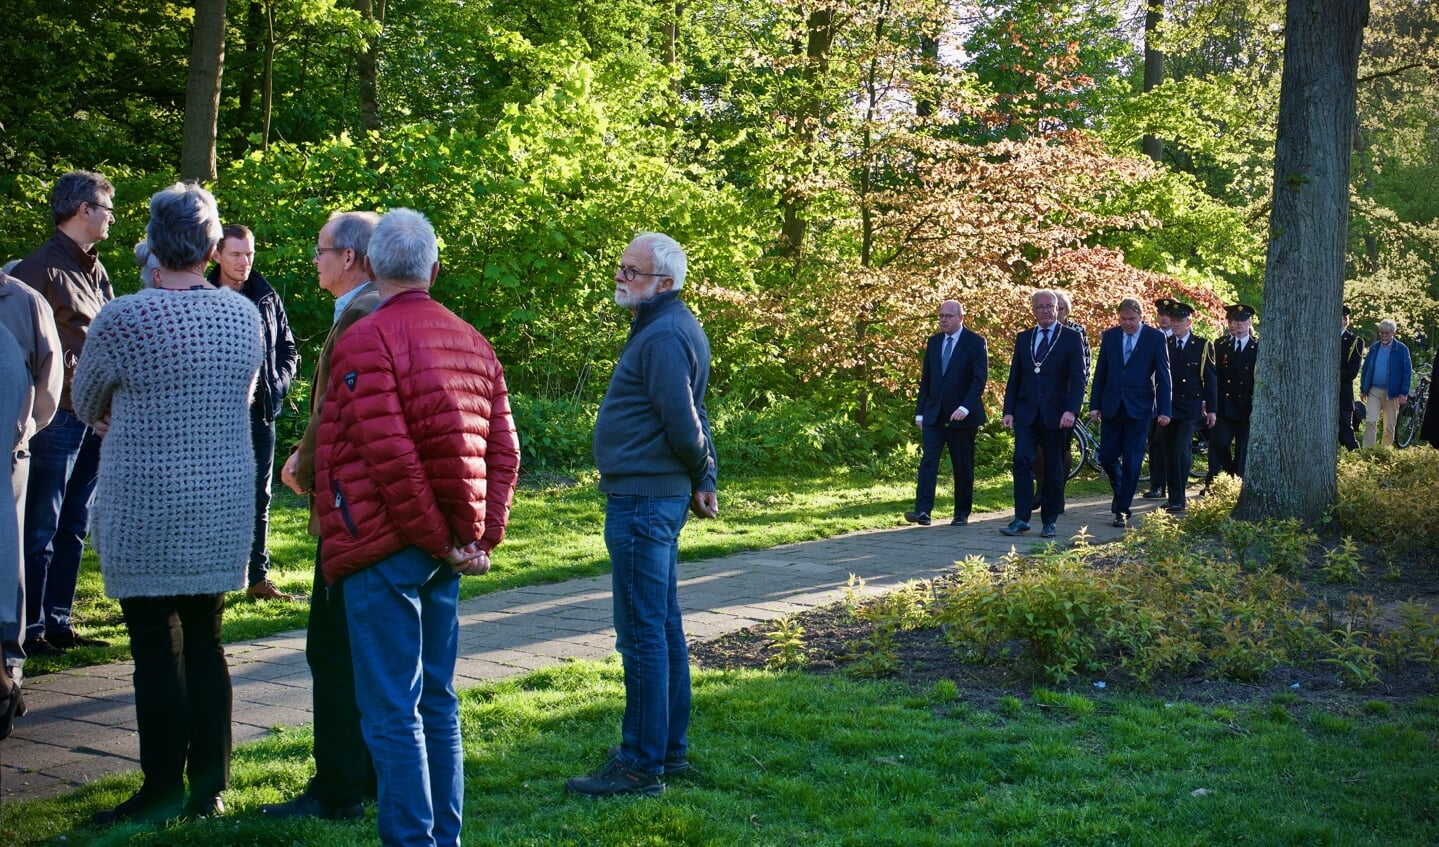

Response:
(0, 0), (1433, 518)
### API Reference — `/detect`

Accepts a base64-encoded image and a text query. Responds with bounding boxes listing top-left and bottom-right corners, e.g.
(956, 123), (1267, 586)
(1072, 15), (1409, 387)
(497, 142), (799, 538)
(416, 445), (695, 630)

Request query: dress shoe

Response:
(1163, 503), (1186, 513)
(247, 579), (300, 601)
(1112, 513), (1129, 528)
(1142, 488), (1165, 500)
(999, 519), (1030, 537)
(46, 629), (110, 650)
(1040, 523), (1057, 538)
(949, 516), (968, 526)
(183, 794), (225, 819)
(22, 636), (62, 657)
(903, 511), (931, 526)
(260, 790), (364, 821)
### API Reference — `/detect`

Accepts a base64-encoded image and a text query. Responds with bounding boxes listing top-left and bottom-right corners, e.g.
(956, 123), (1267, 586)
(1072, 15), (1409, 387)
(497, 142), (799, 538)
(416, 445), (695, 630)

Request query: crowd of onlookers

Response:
(2, 170), (721, 844)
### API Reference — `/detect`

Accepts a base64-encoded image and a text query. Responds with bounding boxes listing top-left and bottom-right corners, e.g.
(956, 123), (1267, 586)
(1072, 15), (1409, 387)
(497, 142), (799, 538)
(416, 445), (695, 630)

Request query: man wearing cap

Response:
(1339, 306), (1363, 451)
(904, 300), (988, 527)
(1210, 305), (1257, 480)
(1157, 303), (1216, 512)
(1090, 297), (1171, 527)
(1141, 298), (1175, 501)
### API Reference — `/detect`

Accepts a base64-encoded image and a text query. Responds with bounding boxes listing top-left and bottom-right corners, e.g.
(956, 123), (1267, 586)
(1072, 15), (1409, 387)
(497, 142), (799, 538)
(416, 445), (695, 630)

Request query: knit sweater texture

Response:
(71, 288), (263, 599)
(593, 290), (717, 497)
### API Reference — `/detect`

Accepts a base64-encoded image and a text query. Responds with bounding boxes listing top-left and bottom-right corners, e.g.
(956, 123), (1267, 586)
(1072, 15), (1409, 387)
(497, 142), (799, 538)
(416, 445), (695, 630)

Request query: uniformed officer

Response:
(1158, 302), (1216, 512)
(1210, 304), (1257, 479)
(1142, 298), (1177, 501)
(1339, 305), (1363, 451)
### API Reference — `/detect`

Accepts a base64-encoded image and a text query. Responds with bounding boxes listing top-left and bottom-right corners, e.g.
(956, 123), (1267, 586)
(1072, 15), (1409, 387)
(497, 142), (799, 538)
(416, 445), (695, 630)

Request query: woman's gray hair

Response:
(368, 208), (438, 283)
(1378, 318), (1398, 334)
(632, 232), (687, 291)
(145, 182), (223, 270)
(133, 240), (162, 288)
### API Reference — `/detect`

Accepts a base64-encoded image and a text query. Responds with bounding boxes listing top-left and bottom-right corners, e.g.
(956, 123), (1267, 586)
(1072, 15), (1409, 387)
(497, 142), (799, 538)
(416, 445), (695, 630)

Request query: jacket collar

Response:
(206, 266), (277, 300)
(630, 289), (682, 331)
(52, 230), (100, 273)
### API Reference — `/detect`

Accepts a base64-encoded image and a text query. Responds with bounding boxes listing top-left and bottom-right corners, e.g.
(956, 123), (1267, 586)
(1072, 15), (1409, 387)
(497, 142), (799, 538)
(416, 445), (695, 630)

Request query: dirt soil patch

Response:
(690, 545), (1439, 710)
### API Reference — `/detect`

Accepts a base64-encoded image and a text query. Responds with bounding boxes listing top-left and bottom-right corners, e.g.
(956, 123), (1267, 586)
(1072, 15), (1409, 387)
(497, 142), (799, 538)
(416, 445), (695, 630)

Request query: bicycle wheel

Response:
(1067, 428), (1087, 480)
(1396, 404), (1418, 448)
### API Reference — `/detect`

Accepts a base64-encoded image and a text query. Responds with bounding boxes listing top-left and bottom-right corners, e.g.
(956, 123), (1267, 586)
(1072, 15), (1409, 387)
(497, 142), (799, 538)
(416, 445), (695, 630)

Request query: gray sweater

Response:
(72, 288), (263, 599)
(594, 291), (717, 497)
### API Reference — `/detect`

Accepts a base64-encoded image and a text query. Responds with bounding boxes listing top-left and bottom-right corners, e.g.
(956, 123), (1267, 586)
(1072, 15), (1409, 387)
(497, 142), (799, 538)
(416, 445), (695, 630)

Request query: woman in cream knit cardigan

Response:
(73, 182), (261, 825)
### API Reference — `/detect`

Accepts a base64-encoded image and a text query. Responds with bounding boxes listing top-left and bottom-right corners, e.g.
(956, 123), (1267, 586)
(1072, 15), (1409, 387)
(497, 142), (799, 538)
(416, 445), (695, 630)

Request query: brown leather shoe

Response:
(246, 580), (298, 601)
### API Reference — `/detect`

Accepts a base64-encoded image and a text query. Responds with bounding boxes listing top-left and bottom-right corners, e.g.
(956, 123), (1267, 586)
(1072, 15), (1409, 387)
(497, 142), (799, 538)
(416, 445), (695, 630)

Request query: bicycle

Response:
(1068, 416), (1209, 482)
(1397, 372), (1431, 448)
(1066, 416), (1104, 480)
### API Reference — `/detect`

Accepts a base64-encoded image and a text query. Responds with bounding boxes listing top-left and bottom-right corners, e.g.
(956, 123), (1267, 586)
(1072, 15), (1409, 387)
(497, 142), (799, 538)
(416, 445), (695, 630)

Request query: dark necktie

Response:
(941, 334), (954, 373)
(1035, 327), (1050, 361)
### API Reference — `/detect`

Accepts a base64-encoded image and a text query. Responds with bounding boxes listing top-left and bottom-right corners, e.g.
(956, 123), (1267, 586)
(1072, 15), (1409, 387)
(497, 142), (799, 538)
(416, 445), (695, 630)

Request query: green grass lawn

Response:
(5, 660), (1435, 845)
(40, 466), (1114, 673)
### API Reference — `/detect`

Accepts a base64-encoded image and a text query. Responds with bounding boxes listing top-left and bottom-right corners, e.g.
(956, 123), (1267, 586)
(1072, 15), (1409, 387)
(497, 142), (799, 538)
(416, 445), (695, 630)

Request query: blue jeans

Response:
(23, 409), (101, 641)
(344, 546), (461, 847)
(247, 406), (276, 586)
(606, 493), (691, 776)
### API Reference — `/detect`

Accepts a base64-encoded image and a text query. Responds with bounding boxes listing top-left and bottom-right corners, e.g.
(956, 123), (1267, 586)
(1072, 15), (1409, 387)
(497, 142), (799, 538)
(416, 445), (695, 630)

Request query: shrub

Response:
(1332, 448), (1439, 554)
(508, 392), (597, 474)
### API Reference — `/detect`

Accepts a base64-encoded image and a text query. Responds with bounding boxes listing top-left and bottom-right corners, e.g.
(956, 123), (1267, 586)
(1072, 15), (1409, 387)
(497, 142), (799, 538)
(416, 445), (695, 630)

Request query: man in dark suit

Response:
(1211, 304), (1257, 480)
(1090, 297), (1172, 527)
(1339, 305), (1363, 451)
(1000, 290), (1085, 539)
(905, 300), (988, 527)
(1158, 302), (1216, 512)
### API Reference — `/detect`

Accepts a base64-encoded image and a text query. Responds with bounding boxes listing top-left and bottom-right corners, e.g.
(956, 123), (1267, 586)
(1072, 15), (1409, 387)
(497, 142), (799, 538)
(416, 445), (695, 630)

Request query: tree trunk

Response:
(262, 2), (275, 151)
(1141, 0), (1164, 162)
(235, 2), (262, 145)
(180, 0), (228, 182)
(1236, 0), (1369, 524)
(357, 0), (385, 135)
(779, 7), (835, 260)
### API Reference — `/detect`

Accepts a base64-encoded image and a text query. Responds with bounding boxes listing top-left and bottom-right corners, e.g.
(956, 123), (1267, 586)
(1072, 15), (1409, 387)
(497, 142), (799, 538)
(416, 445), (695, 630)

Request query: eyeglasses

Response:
(314, 245), (348, 259)
(617, 265), (667, 282)
(88, 200), (114, 216)
(939, 313), (961, 320)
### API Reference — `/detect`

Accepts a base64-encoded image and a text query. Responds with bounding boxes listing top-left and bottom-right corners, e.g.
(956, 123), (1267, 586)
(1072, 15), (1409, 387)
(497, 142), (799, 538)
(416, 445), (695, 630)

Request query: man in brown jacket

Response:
(262, 211), (382, 821)
(11, 170), (115, 656)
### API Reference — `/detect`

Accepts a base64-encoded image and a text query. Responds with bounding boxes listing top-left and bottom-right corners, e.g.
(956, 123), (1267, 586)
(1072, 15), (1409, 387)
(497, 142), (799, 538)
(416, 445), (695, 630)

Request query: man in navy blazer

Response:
(1000, 290), (1086, 539)
(1089, 297), (1172, 527)
(905, 300), (988, 526)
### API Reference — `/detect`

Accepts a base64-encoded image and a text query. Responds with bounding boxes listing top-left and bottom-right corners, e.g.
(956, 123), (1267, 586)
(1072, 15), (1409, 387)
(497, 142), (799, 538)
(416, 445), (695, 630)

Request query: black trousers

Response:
(120, 593), (231, 805)
(1159, 417), (1199, 507)
(1211, 417), (1251, 477)
(915, 423), (977, 520)
(1338, 399), (1359, 451)
(305, 539), (376, 805)
(1013, 422), (1068, 524)
(1145, 417), (1166, 493)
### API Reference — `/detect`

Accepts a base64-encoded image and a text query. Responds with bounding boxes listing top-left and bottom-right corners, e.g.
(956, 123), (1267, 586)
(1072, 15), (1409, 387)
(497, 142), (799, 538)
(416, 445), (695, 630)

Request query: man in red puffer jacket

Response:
(315, 207), (518, 847)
